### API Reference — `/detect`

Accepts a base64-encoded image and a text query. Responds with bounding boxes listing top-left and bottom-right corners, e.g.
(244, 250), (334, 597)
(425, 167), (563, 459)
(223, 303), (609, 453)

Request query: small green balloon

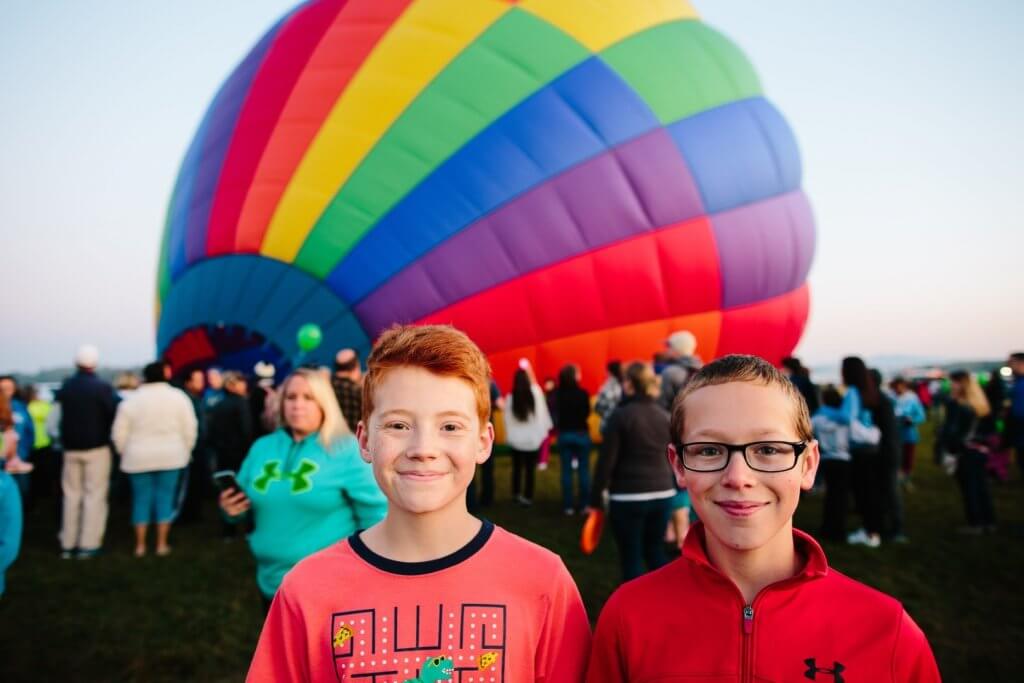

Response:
(296, 323), (323, 352)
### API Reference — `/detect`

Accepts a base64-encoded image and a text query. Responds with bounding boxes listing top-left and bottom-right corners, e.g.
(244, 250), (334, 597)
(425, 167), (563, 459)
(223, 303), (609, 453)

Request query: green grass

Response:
(2, 418), (1021, 681)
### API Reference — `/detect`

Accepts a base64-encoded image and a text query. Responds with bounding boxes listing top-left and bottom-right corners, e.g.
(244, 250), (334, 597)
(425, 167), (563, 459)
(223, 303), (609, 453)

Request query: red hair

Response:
(363, 324), (492, 426)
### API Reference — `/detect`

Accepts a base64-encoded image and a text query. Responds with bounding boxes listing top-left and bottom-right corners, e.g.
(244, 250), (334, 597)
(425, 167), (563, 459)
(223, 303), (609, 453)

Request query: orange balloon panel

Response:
(488, 309), (723, 394)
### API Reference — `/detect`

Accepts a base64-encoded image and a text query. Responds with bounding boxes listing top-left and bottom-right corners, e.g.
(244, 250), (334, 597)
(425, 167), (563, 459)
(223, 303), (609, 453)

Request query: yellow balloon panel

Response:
(261, 0), (509, 262)
(519, 0), (697, 51)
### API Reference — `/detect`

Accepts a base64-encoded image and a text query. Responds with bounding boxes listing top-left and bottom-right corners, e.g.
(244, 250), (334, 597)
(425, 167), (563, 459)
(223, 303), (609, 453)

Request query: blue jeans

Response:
(558, 431), (591, 511)
(129, 469), (183, 525)
(609, 497), (673, 582)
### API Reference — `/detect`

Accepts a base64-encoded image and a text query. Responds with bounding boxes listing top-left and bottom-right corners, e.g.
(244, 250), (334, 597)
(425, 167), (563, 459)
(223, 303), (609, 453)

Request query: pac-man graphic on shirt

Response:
(478, 652), (499, 671)
(333, 624), (353, 649)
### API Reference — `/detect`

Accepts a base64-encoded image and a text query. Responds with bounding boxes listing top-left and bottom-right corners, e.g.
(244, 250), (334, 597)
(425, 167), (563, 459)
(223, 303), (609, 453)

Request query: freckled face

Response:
(357, 366), (493, 515)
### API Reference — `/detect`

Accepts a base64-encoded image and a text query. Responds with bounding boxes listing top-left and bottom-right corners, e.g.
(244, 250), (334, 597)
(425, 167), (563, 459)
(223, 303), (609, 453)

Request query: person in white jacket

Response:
(111, 362), (197, 557)
(503, 362), (552, 506)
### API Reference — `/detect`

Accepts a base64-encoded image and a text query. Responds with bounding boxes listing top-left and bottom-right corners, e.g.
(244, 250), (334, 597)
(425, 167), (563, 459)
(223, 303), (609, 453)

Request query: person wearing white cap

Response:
(658, 331), (703, 411)
(55, 345), (117, 559)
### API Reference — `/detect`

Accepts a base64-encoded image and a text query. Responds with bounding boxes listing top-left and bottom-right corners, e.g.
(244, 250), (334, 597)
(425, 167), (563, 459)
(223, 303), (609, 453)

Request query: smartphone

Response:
(213, 470), (243, 494)
(213, 470), (254, 533)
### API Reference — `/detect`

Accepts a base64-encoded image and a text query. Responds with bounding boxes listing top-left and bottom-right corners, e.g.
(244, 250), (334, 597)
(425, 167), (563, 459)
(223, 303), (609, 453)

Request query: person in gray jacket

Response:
(659, 331), (702, 411)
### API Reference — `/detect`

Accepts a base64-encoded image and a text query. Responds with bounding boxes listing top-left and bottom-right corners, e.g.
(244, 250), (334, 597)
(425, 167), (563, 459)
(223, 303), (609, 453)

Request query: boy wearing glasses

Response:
(586, 355), (939, 682)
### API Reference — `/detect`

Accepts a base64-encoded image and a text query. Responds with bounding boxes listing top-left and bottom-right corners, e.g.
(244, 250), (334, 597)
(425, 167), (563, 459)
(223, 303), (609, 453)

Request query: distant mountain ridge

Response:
(10, 356), (1008, 387)
(807, 356), (1006, 384)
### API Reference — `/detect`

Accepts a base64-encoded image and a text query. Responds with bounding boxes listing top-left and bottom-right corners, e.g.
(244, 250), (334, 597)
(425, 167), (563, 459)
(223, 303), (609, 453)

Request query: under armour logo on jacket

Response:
(253, 459), (320, 494)
(805, 658), (845, 682)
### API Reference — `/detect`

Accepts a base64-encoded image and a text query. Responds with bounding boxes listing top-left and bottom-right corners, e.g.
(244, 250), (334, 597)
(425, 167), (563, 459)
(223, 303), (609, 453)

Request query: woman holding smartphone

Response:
(218, 368), (386, 610)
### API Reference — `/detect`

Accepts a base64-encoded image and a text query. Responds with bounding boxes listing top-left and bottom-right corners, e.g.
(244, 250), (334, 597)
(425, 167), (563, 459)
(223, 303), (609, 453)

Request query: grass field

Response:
(1, 418), (1021, 681)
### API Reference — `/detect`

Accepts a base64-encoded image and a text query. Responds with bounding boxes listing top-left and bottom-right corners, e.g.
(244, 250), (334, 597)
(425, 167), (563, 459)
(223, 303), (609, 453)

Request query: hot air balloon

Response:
(156, 0), (815, 391)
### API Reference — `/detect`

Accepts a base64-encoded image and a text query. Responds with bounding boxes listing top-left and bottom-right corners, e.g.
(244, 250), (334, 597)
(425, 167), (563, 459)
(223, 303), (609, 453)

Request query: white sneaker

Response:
(846, 528), (868, 545)
(863, 534), (881, 548)
(4, 457), (34, 474)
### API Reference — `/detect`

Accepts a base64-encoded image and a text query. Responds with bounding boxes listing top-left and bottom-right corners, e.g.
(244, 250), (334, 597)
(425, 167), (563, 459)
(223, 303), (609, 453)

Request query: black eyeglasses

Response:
(676, 441), (807, 473)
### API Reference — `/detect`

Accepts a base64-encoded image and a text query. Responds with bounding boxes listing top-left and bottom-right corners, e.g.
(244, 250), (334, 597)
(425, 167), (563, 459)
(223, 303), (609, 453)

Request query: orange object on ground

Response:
(580, 508), (605, 555)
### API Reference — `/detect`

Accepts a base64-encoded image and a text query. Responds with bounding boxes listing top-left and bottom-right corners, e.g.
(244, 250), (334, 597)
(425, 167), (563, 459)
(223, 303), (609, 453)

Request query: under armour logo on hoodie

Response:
(805, 658), (845, 682)
(253, 459), (320, 494)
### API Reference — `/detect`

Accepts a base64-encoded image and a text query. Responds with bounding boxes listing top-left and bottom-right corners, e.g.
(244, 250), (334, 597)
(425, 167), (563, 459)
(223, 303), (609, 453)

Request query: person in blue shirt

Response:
(219, 367), (387, 610)
(890, 377), (926, 489)
(0, 450), (23, 598)
(202, 367), (226, 412)
(838, 357), (885, 548)
(0, 376), (35, 505)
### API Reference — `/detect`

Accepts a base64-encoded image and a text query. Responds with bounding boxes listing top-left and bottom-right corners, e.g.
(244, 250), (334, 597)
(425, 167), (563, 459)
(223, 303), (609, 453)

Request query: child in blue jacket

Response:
(891, 377), (926, 487)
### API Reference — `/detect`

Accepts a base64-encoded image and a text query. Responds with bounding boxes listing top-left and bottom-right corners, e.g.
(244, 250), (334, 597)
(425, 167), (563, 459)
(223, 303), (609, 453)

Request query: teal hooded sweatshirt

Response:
(234, 429), (386, 598)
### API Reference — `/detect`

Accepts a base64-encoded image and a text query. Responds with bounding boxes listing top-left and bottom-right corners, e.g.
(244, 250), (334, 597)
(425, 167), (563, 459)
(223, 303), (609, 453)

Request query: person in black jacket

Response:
(56, 345), (117, 559)
(176, 368), (208, 525)
(870, 369), (905, 543)
(589, 362), (676, 582)
(207, 372), (254, 539)
(939, 371), (996, 533)
(554, 365), (592, 515)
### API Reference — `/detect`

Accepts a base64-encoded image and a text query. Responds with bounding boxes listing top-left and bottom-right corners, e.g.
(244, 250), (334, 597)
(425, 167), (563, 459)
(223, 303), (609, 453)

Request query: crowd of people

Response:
(0, 344), (391, 601)
(0, 330), (1021, 680)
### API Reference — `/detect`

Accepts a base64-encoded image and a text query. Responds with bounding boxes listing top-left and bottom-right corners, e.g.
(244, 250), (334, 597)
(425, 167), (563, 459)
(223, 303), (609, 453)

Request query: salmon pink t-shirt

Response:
(247, 521), (591, 683)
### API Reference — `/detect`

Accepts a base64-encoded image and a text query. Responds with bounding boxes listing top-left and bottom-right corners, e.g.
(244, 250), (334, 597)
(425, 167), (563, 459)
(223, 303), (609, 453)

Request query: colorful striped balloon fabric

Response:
(156, 0), (815, 390)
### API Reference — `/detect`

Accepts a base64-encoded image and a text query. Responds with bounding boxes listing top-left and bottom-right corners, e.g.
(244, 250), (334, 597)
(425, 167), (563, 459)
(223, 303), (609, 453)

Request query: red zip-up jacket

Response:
(587, 524), (940, 682)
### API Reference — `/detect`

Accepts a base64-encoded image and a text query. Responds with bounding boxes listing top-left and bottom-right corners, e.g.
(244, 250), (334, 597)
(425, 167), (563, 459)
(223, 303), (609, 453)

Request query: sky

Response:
(1, 0), (1022, 374)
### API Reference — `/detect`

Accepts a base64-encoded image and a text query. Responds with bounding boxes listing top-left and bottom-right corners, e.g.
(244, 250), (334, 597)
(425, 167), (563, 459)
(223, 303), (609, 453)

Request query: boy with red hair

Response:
(587, 354), (939, 682)
(249, 324), (591, 682)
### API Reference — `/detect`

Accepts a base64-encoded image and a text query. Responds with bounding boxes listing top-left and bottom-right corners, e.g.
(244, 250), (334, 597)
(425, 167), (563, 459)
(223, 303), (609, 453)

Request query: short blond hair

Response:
(278, 367), (350, 449)
(669, 354), (813, 445)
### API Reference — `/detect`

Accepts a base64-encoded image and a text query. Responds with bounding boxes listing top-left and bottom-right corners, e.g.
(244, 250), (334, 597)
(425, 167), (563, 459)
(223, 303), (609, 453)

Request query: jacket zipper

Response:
(742, 604), (754, 683)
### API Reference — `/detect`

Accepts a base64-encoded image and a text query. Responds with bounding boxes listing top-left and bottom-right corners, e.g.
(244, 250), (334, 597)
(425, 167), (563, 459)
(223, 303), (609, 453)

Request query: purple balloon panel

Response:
(712, 190), (815, 309)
